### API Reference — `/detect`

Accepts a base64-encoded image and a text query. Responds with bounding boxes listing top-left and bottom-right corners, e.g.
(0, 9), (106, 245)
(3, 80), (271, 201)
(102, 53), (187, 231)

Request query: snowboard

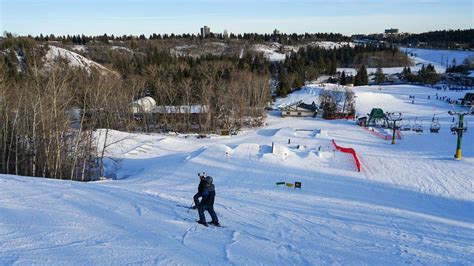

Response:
(196, 221), (225, 228)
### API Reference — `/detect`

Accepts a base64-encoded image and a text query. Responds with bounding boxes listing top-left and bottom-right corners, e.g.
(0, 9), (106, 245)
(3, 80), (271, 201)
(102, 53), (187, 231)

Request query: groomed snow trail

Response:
(1, 85), (473, 265)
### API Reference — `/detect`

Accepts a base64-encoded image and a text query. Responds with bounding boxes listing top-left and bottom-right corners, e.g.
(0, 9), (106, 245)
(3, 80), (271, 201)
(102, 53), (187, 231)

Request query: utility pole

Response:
(449, 107), (472, 160)
(386, 112), (403, 144)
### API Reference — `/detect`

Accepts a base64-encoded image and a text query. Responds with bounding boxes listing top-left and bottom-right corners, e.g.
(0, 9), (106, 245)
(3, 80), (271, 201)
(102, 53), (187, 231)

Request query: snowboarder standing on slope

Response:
(196, 176), (220, 227)
(192, 172), (206, 209)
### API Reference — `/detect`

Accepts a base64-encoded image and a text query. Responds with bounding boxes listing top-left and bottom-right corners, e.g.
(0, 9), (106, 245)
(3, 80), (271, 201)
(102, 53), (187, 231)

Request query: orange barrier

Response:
(332, 139), (361, 172)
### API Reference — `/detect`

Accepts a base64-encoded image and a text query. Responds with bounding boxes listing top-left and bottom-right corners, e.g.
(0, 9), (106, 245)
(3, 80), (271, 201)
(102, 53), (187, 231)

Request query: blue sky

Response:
(1, 0), (473, 36)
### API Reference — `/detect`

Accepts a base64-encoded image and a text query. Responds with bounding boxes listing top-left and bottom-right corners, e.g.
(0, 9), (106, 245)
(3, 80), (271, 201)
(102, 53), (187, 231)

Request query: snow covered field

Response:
(339, 47), (474, 76)
(1, 85), (473, 264)
(400, 47), (474, 68)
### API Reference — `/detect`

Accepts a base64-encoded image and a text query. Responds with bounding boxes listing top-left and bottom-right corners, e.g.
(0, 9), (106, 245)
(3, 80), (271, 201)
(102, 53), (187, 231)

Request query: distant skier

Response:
(192, 173), (207, 209)
(196, 176), (220, 227)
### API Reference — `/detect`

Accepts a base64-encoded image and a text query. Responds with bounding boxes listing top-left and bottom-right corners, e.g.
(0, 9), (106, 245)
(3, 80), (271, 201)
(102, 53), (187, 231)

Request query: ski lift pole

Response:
(455, 114), (464, 160)
(449, 105), (471, 160)
(392, 123), (397, 144)
(387, 112), (402, 145)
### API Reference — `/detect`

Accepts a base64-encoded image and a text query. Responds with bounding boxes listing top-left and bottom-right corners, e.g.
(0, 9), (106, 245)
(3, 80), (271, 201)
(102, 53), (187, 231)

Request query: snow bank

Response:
(252, 43), (286, 62)
(45, 46), (118, 76)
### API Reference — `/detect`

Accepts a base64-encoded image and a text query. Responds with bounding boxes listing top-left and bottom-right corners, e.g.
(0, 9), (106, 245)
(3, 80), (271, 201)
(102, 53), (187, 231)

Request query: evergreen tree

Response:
(329, 52), (337, 75)
(340, 71), (347, 85)
(360, 65), (368, 85)
(354, 65), (368, 86)
(375, 67), (385, 84)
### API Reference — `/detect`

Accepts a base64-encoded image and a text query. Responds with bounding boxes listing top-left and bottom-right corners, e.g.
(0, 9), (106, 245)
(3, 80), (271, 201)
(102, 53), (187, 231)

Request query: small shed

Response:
(130, 96), (156, 114)
(281, 101), (318, 118)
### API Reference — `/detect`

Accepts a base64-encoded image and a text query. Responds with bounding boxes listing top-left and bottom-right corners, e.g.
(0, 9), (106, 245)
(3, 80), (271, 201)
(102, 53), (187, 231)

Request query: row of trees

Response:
(274, 43), (407, 96)
(0, 36), (270, 181)
(400, 29), (474, 49)
(401, 64), (441, 84)
(319, 88), (356, 119)
(20, 31), (350, 45)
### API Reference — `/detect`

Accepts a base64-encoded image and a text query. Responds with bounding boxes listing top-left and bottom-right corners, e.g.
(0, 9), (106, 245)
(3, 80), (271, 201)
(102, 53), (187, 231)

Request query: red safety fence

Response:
(362, 127), (402, 141)
(396, 129), (402, 140)
(332, 139), (361, 172)
(325, 115), (356, 120)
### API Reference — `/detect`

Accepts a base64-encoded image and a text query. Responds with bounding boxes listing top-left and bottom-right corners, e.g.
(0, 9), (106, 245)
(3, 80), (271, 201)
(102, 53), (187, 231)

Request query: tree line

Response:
(399, 29), (474, 49)
(400, 64), (441, 84)
(274, 44), (410, 96)
(15, 31), (350, 46)
(0, 36), (270, 181)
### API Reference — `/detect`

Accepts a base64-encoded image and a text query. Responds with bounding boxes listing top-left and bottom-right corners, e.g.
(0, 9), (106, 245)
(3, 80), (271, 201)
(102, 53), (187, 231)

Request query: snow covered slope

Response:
(274, 83), (345, 109)
(401, 47), (474, 69)
(45, 46), (118, 76)
(1, 85), (473, 264)
(252, 43), (286, 62)
(339, 47), (474, 75)
(309, 41), (355, 49)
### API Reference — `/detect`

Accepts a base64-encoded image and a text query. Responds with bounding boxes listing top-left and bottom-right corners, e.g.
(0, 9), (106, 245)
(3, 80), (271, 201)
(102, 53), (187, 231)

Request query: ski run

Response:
(1, 79), (473, 264)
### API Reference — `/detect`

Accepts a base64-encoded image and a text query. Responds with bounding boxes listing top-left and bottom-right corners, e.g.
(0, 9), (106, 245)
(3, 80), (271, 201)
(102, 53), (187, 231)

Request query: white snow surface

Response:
(400, 47), (474, 69)
(252, 42), (356, 62)
(111, 46), (134, 53)
(1, 85), (474, 264)
(45, 46), (118, 76)
(338, 47), (474, 76)
(308, 41), (355, 49)
(252, 43), (287, 62)
(274, 83), (346, 109)
(70, 45), (88, 52)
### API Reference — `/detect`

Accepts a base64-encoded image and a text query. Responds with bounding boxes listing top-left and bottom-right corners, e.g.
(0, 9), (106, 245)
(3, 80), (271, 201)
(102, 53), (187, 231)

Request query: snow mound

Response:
(275, 83), (342, 109)
(269, 143), (295, 160)
(45, 46), (118, 76)
(252, 43), (286, 62)
(257, 128), (281, 137)
(111, 46), (134, 53)
(197, 144), (234, 158)
(70, 45), (88, 52)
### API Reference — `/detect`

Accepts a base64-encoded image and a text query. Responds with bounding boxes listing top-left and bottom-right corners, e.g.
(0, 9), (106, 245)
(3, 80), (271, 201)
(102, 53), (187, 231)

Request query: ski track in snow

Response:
(1, 84), (474, 264)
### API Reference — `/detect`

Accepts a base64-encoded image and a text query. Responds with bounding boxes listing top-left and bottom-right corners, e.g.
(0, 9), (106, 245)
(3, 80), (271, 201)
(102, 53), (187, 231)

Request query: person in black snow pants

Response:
(192, 173), (206, 209)
(197, 176), (220, 227)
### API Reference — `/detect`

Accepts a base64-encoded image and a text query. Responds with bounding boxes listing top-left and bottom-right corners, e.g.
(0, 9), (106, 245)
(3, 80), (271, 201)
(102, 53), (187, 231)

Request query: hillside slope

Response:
(1, 85), (473, 264)
(45, 45), (118, 76)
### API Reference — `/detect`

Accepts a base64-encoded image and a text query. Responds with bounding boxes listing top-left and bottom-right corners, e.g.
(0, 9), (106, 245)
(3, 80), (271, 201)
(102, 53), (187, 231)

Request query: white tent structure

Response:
(130, 97), (156, 114)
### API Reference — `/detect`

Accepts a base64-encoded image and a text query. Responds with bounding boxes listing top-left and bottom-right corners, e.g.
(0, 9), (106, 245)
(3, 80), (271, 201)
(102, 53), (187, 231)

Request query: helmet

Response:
(205, 176), (213, 184)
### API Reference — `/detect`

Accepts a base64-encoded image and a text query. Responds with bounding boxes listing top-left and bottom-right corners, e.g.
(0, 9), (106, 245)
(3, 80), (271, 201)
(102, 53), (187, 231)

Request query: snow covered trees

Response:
(319, 90), (338, 119)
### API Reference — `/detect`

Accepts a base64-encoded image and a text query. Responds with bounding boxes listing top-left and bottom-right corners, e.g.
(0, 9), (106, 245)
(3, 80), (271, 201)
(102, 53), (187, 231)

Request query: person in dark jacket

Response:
(192, 173), (206, 209)
(197, 176), (219, 227)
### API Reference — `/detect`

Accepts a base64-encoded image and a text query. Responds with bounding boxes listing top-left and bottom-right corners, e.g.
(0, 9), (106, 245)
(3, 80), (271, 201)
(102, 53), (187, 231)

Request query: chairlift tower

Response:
(386, 112), (403, 144)
(449, 106), (472, 160)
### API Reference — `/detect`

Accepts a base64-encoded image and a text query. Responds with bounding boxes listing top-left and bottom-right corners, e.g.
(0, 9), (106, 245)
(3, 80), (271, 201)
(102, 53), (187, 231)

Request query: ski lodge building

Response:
(280, 101), (318, 118)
